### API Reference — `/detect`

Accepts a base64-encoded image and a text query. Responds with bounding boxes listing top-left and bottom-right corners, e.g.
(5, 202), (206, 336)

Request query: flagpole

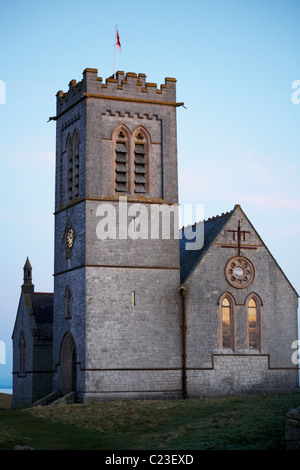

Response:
(114, 25), (117, 79)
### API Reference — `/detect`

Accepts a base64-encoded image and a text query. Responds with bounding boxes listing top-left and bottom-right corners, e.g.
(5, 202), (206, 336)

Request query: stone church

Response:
(11, 68), (299, 407)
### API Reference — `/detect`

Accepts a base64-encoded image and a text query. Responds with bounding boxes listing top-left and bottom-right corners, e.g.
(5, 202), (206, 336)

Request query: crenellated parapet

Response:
(56, 68), (180, 117)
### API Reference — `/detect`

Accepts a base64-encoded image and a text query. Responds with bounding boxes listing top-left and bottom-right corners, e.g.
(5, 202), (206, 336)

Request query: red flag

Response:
(116, 27), (122, 52)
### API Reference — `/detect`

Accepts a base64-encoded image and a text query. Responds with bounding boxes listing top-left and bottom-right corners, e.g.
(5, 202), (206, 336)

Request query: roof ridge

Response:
(33, 292), (54, 295)
(204, 208), (234, 223)
(180, 208), (234, 230)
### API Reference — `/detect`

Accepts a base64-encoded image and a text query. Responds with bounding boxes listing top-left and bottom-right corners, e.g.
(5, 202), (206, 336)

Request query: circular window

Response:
(225, 256), (255, 289)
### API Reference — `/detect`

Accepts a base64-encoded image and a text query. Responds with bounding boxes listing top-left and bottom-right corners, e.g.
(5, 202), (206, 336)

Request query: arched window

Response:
(67, 134), (73, 200)
(221, 296), (234, 349)
(65, 286), (72, 319)
(115, 129), (128, 192)
(113, 125), (150, 195)
(73, 131), (80, 198)
(134, 131), (147, 193)
(19, 331), (26, 376)
(247, 296), (261, 349)
(66, 130), (80, 200)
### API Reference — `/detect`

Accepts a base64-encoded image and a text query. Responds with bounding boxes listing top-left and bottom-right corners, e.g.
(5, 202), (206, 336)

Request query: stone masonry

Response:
(11, 68), (299, 407)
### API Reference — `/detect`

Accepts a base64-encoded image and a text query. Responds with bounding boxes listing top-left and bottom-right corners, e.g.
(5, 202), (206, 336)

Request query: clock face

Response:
(66, 228), (74, 248)
(63, 220), (76, 259)
(225, 256), (255, 289)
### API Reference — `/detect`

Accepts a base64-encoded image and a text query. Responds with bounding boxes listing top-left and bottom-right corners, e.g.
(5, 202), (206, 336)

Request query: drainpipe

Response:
(180, 285), (188, 399)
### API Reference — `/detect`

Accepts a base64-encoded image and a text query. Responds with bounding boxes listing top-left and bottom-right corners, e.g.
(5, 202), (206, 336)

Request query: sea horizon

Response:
(0, 388), (12, 394)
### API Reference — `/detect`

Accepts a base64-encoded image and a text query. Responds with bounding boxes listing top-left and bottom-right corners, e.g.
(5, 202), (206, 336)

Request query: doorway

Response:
(59, 331), (77, 396)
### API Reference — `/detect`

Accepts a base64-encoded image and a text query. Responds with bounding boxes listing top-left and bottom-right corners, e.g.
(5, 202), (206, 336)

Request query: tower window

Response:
(113, 126), (150, 195)
(66, 130), (80, 201)
(134, 132), (146, 193)
(67, 135), (73, 200)
(132, 291), (136, 306)
(115, 130), (128, 192)
(73, 132), (79, 197)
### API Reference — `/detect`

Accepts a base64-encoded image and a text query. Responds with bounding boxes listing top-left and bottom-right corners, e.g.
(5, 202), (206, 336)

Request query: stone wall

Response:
(187, 355), (298, 397)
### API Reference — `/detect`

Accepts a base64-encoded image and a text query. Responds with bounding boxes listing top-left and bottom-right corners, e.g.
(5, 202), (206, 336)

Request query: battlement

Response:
(56, 68), (179, 116)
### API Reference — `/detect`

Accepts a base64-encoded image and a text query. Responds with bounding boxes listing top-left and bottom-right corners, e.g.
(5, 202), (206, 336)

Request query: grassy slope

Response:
(1, 393), (300, 450)
(0, 393), (11, 409)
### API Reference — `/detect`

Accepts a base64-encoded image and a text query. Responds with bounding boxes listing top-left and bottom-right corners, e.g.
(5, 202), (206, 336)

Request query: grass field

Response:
(0, 392), (299, 450)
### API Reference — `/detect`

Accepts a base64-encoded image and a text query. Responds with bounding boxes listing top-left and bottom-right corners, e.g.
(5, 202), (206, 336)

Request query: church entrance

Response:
(60, 332), (76, 396)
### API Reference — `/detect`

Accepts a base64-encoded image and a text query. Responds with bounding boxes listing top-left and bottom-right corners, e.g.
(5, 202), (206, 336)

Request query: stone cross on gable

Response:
(223, 220), (256, 255)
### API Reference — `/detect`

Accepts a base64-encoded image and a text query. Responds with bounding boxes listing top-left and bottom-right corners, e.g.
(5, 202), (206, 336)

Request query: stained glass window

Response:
(222, 297), (233, 349)
(248, 298), (258, 349)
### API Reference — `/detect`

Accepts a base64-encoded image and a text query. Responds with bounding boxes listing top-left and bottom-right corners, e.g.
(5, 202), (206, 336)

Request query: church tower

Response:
(53, 68), (183, 402)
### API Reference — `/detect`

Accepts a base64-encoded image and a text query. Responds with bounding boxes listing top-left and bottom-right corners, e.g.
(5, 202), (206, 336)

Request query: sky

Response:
(0, 0), (299, 388)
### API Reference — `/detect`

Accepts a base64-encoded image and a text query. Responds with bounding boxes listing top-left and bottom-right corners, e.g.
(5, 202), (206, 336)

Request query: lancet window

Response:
(115, 130), (128, 192)
(247, 295), (261, 350)
(134, 132), (147, 193)
(66, 130), (80, 200)
(19, 331), (26, 376)
(221, 297), (234, 349)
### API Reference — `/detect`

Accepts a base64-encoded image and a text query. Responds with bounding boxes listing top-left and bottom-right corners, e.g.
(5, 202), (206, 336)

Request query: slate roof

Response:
(29, 293), (53, 340)
(179, 209), (234, 284)
(31, 293), (53, 325)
